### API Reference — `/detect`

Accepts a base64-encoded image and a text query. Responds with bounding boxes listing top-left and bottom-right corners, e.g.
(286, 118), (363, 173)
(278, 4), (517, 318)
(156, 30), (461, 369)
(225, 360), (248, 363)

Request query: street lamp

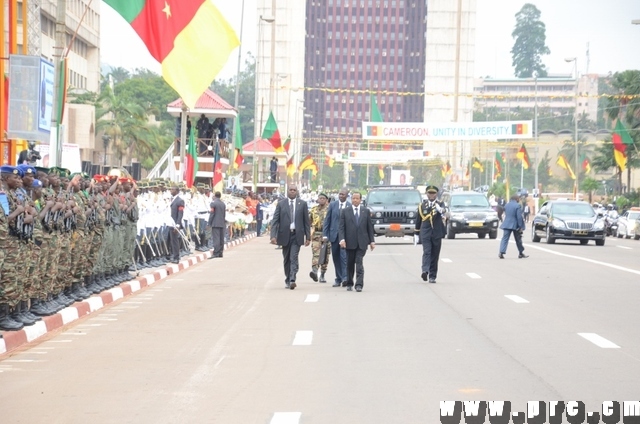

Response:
(565, 57), (579, 200)
(254, 14), (275, 192)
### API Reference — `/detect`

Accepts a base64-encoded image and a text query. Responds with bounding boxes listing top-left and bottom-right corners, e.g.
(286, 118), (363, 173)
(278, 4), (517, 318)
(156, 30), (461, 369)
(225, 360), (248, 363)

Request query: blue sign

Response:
(38, 58), (54, 132)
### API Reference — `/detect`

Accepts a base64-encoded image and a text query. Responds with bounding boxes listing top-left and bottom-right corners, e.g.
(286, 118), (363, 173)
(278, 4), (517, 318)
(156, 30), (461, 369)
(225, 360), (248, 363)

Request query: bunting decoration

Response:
(441, 161), (452, 178)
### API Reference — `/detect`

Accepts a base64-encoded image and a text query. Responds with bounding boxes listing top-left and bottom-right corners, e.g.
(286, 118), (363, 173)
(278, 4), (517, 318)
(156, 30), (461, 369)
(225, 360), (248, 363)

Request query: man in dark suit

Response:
(338, 192), (375, 292)
(415, 185), (446, 283)
(270, 184), (311, 289)
(499, 194), (528, 259)
(169, 185), (185, 264)
(323, 187), (350, 287)
(208, 191), (226, 258)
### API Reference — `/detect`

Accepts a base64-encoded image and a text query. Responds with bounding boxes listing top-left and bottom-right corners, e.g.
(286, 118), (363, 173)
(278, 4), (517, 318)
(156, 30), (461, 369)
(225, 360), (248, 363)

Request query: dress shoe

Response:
(498, 253), (505, 259)
(346, 286), (353, 291)
(428, 279), (436, 284)
(421, 272), (428, 281)
(518, 253), (529, 258)
(289, 281), (297, 290)
(332, 282), (342, 287)
(355, 285), (362, 292)
(341, 281), (348, 287)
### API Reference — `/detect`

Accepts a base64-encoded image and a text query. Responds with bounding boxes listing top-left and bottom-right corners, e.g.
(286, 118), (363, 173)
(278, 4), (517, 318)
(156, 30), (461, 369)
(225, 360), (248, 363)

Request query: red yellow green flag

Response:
(325, 154), (335, 168)
(212, 141), (223, 192)
(472, 157), (484, 173)
(494, 152), (505, 177)
(233, 117), (243, 169)
(612, 119), (633, 172)
(104, 0), (240, 109)
(378, 164), (385, 180)
(283, 136), (291, 155)
(582, 157), (591, 174)
(286, 156), (295, 177)
(556, 154), (576, 180)
(262, 111), (284, 153)
(516, 144), (530, 169)
(185, 126), (198, 187)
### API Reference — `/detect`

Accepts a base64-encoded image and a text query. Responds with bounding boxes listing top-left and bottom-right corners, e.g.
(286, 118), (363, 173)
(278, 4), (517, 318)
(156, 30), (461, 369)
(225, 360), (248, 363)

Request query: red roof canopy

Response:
(167, 89), (237, 118)
(243, 138), (288, 156)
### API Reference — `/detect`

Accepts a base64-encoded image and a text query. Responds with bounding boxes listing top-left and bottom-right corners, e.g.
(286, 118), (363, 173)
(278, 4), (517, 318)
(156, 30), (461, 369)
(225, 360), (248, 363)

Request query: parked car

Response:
(440, 191), (500, 239)
(366, 185), (422, 237)
(532, 200), (605, 245)
(616, 207), (640, 240)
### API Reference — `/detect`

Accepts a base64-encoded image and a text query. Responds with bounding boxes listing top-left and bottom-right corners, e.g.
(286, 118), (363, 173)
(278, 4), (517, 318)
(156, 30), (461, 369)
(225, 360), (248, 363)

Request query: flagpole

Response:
(520, 160), (524, 189)
(231, 0), (246, 175)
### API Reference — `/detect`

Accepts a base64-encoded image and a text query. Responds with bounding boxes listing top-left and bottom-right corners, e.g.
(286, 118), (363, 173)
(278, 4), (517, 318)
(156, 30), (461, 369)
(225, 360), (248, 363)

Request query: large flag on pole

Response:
(104, 0), (240, 109)
(184, 127), (198, 187)
(262, 111), (284, 153)
(557, 154), (576, 180)
(516, 144), (530, 169)
(286, 156), (295, 177)
(370, 93), (383, 122)
(472, 157), (484, 173)
(582, 156), (592, 174)
(283, 136), (291, 155)
(212, 141), (223, 192)
(612, 119), (633, 172)
(494, 151), (505, 178)
(233, 118), (243, 169)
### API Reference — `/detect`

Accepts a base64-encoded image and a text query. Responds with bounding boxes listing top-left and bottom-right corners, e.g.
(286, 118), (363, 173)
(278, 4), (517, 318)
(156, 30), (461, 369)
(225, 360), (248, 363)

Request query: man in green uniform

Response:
(309, 193), (330, 283)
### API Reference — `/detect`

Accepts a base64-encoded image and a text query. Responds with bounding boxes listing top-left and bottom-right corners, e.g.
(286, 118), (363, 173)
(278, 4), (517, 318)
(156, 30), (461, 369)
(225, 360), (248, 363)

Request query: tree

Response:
(581, 177), (600, 204)
(114, 74), (177, 121)
(511, 4), (550, 78)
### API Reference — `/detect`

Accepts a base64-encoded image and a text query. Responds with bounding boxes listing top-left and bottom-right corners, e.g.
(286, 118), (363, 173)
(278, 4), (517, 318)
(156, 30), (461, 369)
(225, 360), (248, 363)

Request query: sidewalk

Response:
(0, 233), (256, 355)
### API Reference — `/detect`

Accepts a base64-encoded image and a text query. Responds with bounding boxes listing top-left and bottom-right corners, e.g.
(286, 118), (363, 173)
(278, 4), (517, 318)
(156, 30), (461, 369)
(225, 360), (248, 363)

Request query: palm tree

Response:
(581, 177), (600, 203)
(557, 137), (595, 181)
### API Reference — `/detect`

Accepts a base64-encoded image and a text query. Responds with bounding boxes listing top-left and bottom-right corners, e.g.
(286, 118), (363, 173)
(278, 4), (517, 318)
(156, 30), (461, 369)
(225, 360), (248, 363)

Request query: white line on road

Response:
(93, 318), (118, 321)
(304, 294), (320, 303)
(214, 356), (226, 369)
(292, 331), (313, 346)
(4, 359), (38, 363)
(441, 258), (452, 263)
(50, 340), (73, 343)
(270, 412), (301, 424)
(578, 333), (620, 348)
(466, 273), (482, 279)
(524, 244), (640, 276)
(616, 245), (632, 250)
(62, 332), (88, 336)
(505, 295), (530, 303)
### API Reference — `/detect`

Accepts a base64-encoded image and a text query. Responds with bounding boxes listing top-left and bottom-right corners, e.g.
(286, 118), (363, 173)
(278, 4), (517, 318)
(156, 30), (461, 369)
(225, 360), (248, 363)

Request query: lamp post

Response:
(254, 14), (275, 192)
(230, 0), (246, 172)
(565, 57), (579, 200)
(533, 74), (539, 211)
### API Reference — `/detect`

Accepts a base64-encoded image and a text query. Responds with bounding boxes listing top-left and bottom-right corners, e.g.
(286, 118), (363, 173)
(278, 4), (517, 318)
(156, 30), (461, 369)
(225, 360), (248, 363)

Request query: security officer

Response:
(309, 192), (330, 282)
(415, 185), (446, 284)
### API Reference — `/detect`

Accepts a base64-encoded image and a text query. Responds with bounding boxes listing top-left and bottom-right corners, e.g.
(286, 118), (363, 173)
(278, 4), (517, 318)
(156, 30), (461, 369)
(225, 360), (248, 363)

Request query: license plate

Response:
(389, 224), (401, 231)
(573, 230), (588, 235)
(468, 222), (483, 227)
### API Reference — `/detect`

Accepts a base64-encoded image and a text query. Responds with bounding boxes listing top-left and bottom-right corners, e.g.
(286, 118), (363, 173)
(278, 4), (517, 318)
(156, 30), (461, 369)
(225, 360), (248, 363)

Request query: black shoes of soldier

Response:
(309, 268), (318, 282)
(0, 304), (23, 331)
(319, 273), (327, 283)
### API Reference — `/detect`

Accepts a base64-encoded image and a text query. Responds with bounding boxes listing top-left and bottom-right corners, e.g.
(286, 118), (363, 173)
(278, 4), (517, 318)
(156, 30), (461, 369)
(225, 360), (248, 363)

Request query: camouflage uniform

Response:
(309, 203), (330, 275)
(2, 189), (27, 306)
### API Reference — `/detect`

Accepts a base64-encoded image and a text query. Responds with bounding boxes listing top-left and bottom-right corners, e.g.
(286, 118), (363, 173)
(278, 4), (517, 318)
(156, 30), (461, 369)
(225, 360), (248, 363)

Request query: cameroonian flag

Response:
(283, 136), (291, 155)
(104, 0), (240, 109)
(298, 155), (314, 173)
(494, 151), (505, 177)
(325, 154), (335, 168)
(370, 93), (383, 122)
(556, 154), (576, 180)
(516, 144), (530, 169)
(378, 164), (385, 180)
(212, 141), (223, 192)
(286, 156), (295, 177)
(185, 126), (198, 187)
(472, 157), (484, 173)
(465, 165), (470, 178)
(233, 117), (243, 169)
(441, 161), (452, 178)
(582, 157), (591, 174)
(262, 111), (284, 153)
(612, 119), (633, 172)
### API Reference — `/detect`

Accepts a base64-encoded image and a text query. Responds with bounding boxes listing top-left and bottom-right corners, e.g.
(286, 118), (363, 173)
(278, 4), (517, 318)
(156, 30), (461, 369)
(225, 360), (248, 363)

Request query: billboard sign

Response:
(362, 121), (533, 141)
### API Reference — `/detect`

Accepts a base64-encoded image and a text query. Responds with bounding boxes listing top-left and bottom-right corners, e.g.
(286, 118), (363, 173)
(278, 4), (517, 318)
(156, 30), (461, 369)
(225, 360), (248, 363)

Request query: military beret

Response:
(92, 175), (107, 183)
(0, 165), (20, 175)
(425, 185), (439, 194)
(196, 183), (206, 188)
(32, 179), (43, 188)
(35, 166), (49, 174)
(17, 164), (37, 175)
(118, 177), (134, 184)
(71, 172), (91, 179)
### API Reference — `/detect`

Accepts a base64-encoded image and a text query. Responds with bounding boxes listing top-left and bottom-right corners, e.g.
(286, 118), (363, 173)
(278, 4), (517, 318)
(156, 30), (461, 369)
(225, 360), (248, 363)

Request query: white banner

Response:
(362, 120), (533, 141)
(34, 142), (82, 173)
(336, 149), (431, 164)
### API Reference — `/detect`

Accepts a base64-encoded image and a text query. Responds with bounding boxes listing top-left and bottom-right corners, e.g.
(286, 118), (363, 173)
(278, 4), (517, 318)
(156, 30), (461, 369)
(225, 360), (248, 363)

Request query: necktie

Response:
(355, 206), (359, 224)
(290, 200), (294, 217)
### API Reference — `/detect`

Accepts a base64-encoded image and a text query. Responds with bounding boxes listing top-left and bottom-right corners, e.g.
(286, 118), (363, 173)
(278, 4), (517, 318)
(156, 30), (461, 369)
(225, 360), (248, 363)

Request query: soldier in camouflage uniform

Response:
(309, 193), (330, 283)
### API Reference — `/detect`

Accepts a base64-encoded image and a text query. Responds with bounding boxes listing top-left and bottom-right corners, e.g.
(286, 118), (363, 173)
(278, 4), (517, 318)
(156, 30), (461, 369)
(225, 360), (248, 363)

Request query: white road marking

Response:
(369, 253), (402, 256)
(21, 351), (48, 355)
(441, 258), (452, 263)
(214, 356), (226, 369)
(31, 347), (55, 350)
(616, 245), (632, 250)
(63, 332), (87, 336)
(505, 295), (530, 304)
(4, 359), (37, 363)
(270, 412), (302, 424)
(78, 324), (104, 327)
(578, 333), (620, 348)
(50, 340), (73, 343)
(59, 307), (80, 325)
(93, 318), (118, 321)
(123, 302), (144, 305)
(466, 273), (482, 279)
(292, 331), (313, 346)
(524, 244), (640, 276)
(304, 294), (320, 303)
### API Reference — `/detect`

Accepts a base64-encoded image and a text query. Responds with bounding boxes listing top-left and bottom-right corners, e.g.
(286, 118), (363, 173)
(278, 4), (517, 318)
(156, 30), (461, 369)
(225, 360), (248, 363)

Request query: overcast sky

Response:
(100, 0), (640, 80)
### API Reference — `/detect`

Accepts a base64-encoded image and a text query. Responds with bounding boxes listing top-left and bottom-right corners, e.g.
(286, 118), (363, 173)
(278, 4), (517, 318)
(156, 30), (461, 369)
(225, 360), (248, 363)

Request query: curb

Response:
(0, 233), (257, 355)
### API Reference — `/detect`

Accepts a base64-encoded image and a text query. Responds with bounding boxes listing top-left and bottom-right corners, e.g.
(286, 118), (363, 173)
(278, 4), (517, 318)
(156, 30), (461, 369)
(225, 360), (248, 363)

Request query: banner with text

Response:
(362, 121), (533, 141)
(334, 150), (431, 164)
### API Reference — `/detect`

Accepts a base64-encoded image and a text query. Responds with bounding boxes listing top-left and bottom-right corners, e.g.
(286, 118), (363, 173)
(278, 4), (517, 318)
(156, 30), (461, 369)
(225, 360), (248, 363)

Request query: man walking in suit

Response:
(499, 194), (528, 259)
(208, 191), (226, 258)
(323, 188), (350, 287)
(270, 184), (311, 289)
(339, 192), (375, 292)
(169, 185), (185, 264)
(416, 185), (447, 283)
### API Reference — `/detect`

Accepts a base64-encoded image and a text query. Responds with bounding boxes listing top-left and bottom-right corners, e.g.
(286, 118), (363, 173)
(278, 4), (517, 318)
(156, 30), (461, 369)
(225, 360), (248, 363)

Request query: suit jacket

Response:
(208, 198), (226, 227)
(270, 197), (311, 246)
(500, 200), (525, 231)
(170, 196), (185, 226)
(323, 200), (351, 243)
(339, 205), (374, 250)
(415, 200), (446, 238)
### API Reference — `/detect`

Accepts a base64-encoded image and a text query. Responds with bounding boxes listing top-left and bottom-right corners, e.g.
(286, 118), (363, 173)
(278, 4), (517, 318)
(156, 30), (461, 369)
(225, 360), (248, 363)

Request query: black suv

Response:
(440, 191), (500, 239)
(366, 185), (422, 237)
(532, 200), (605, 245)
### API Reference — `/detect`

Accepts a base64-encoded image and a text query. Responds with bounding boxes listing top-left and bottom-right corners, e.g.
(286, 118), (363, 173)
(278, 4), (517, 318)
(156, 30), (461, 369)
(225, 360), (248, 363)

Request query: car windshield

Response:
(367, 190), (421, 205)
(450, 195), (490, 208)
(628, 212), (640, 220)
(552, 203), (595, 216)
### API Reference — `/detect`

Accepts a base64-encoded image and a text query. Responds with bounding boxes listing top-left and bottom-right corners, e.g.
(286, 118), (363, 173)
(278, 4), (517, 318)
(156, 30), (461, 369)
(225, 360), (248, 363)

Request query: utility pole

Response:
(51, 0), (67, 167)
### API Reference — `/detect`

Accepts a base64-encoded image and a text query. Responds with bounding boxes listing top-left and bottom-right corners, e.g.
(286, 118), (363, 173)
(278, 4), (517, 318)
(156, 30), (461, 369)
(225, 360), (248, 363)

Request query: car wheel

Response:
(489, 230), (498, 239)
(634, 234), (640, 241)
(446, 223), (455, 239)
(595, 238), (605, 246)
(579, 239), (589, 245)
(617, 230), (623, 238)
(545, 226), (556, 244)
(531, 226), (541, 242)
(478, 233), (486, 239)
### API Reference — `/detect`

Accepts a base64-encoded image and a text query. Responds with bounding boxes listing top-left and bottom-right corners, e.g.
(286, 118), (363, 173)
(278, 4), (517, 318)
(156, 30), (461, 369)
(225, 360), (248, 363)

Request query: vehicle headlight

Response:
(451, 213), (465, 220)
(486, 211), (498, 220)
(408, 211), (415, 218)
(375, 212), (382, 218)
(551, 218), (566, 229)
(593, 220), (604, 230)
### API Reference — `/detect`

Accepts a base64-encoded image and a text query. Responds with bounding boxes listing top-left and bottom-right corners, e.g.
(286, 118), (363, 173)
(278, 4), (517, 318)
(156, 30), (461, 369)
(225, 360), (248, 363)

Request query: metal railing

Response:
(146, 139), (231, 180)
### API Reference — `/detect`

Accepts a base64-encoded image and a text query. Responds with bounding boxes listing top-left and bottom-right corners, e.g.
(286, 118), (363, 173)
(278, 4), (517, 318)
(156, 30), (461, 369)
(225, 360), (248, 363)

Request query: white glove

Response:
(414, 234), (419, 245)
(435, 204), (443, 214)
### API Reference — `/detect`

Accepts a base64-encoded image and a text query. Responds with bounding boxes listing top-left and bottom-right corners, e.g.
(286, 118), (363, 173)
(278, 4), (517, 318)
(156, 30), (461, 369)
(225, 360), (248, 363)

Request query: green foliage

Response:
(318, 163), (346, 191)
(68, 90), (97, 105)
(114, 75), (178, 121)
(616, 196), (630, 211)
(581, 177), (600, 203)
(511, 3), (550, 78)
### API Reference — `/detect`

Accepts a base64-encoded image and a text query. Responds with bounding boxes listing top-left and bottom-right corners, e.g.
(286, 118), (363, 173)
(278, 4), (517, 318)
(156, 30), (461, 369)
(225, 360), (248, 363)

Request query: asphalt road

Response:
(1, 231), (639, 423)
